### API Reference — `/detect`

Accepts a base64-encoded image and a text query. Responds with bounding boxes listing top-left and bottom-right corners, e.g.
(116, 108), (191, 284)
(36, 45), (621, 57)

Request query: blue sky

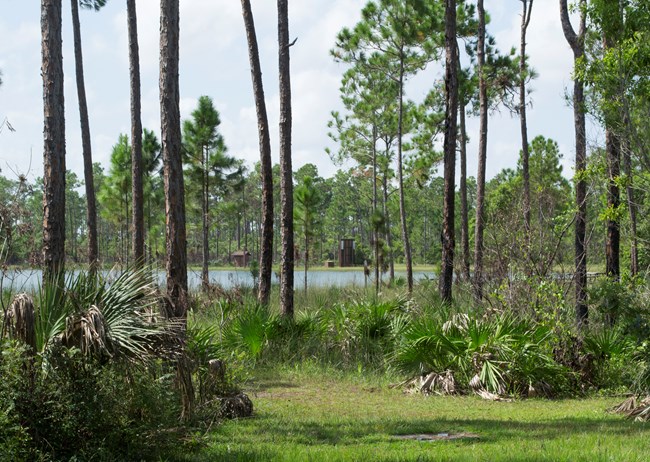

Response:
(0, 0), (590, 184)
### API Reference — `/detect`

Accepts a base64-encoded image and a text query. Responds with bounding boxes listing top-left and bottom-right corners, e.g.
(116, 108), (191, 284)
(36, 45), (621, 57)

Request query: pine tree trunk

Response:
(382, 170), (394, 284)
(202, 147), (209, 289)
(439, 0), (458, 303)
(605, 127), (621, 282)
(473, 0), (488, 301)
(278, 0), (294, 319)
(160, 0), (192, 420)
(560, 0), (588, 328)
(520, 0), (533, 253)
(41, 0), (66, 284)
(396, 57), (413, 295)
(160, 0), (188, 318)
(70, 0), (97, 272)
(128, 0), (144, 267)
(459, 98), (470, 282)
(372, 125), (379, 295)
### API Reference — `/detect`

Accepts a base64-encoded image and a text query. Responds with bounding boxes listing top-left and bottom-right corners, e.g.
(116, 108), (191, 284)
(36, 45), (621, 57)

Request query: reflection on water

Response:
(1, 268), (433, 291)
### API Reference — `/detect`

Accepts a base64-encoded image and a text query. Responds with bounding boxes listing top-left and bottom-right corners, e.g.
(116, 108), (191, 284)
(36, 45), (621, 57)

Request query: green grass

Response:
(179, 366), (650, 462)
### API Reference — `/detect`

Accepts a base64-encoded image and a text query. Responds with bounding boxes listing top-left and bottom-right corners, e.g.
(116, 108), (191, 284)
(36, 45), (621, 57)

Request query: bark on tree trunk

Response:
(560, 0), (588, 328)
(459, 96), (470, 283)
(42, 0), (66, 285)
(396, 58), (413, 295)
(473, 0), (488, 301)
(622, 113), (638, 277)
(70, 0), (97, 272)
(520, 0), (533, 253)
(605, 126), (621, 282)
(128, 0), (145, 267)
(439, 0), (458, 303)
(160, 0), (188, 318)
(160, 0), (192, 420)
(278, 0), (294, 318)
(202, 147), (209, 289)
(372, 125), (379, 295)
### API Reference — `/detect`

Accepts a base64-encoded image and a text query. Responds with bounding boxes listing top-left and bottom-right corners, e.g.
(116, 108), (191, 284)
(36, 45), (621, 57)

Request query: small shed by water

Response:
(339, 238), (355, 267)
(231, 250), (251, 267)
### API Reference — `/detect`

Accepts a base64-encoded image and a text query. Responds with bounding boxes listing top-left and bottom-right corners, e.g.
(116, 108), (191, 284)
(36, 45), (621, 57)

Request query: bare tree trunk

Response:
(382, 169), (395, 284)
(202, 147), (209, 289)
(70, 0), (97, 272)
(42, 0), (66, 284)
(605, 126), (621, 282)
(372, 125), (379, 295)
(396, 57), (413, 295)
(459, 96), (470, 282)
(560, 0), (588, 328)
(473, 0), (488, 301)
(128, 0), (144, 267)
(278, 0), (294, 318)
(622, 113), (638, 276)
(160, 0), (192, 420)
(439, 0), (458, 303)
(520, 0), (533, 251)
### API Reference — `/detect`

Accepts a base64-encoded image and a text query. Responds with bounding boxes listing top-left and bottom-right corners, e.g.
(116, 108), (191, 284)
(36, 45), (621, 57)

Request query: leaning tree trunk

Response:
(439, 0), (459, 303)
(70, 0), (97, 271)
(242, 0), (273, 305)
(473, 0), (488, 302)
(128, 0), (145, 267)
(42, 0), (66, 284)
(519, 0), (533, 256)
(560, 0), (587, 328)
(278, 0), (294, 318)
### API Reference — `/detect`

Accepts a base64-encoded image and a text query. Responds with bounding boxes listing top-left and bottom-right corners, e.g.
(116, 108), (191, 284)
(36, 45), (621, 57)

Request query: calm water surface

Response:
(1, 268), (434, 292)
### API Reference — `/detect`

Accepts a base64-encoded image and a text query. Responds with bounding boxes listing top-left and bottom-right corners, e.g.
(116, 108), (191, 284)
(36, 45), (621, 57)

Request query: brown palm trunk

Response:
(473, 0), (488, 301)
(439, 0), (458, 303)
(278, 0), (294, 318)
(128, 0), (144, 267)
(42, 0), (66, 284)
(560, 0), (587, 328)
(70, 0), (97, 272)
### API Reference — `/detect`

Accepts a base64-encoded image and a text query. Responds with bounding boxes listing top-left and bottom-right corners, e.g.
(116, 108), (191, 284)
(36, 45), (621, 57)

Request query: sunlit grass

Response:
(178, 365), (650, 462)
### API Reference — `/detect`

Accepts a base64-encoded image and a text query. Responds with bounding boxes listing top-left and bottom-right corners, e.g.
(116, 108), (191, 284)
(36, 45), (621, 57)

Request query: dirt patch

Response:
(393, 432), (480, 442)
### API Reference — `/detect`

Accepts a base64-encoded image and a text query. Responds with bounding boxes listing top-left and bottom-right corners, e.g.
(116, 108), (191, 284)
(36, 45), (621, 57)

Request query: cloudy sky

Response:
(0, 1), (589, 185)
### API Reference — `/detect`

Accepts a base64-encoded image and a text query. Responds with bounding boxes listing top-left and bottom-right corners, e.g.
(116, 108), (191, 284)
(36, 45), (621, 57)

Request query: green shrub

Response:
(0, 340), (182, 461)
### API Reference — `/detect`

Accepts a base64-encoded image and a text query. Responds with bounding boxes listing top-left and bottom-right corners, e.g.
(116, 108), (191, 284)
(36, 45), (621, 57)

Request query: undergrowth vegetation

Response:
(3, 270), (650, 460)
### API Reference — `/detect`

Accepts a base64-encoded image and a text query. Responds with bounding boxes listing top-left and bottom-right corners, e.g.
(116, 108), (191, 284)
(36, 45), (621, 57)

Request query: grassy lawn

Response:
(181, 367), (650, 462)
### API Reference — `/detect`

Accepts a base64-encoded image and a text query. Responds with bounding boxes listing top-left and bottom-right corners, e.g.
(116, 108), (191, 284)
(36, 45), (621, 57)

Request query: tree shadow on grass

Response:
(185, 414), (650, 461)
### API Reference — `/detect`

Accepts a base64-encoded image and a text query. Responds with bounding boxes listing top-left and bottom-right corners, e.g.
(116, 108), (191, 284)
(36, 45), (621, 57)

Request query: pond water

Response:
(1, 268), (434, 292)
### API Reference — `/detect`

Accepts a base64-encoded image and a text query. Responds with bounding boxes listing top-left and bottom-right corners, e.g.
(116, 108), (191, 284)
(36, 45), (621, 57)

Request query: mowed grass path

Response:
(183, 368), (650, 462)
